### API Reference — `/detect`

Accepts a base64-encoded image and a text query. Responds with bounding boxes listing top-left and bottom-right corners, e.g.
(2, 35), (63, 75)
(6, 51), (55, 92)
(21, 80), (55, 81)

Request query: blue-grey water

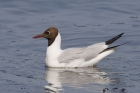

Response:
(0, 0), (140, 93)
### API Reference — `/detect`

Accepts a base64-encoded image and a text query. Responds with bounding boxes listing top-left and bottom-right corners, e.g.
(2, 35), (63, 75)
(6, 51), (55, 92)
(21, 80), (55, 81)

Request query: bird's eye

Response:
(45, 31), (51, 35)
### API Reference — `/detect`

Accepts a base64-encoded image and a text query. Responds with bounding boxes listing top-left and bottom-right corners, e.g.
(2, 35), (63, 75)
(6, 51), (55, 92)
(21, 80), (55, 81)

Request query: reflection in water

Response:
(44, 67), (111, 93)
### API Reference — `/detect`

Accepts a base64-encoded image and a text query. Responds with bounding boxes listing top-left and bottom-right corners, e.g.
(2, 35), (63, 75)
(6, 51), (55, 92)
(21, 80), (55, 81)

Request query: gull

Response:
(33, 27), (126, 67)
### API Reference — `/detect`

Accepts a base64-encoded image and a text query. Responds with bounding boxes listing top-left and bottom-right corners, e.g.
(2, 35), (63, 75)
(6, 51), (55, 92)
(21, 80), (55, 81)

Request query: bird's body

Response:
(33, 27), (125, 67)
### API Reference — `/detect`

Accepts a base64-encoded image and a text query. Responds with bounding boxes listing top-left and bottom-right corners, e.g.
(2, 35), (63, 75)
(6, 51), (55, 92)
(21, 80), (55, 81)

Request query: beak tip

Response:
(32, 34), (43, 38)
(32, 36), (36, 39)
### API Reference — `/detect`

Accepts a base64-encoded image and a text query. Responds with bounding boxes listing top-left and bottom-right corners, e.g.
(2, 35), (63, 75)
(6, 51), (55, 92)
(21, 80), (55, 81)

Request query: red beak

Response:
(33, 34), (43, 38)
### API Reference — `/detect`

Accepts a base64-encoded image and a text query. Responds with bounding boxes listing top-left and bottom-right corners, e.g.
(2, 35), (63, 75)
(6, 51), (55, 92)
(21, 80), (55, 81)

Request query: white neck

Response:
(46, 33), (62, 59)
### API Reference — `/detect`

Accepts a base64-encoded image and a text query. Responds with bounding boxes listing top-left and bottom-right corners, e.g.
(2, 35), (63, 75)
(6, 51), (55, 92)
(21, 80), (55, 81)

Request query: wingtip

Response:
(120, 32), (124, 35)
(100, 41), (129, 54)
(119, 32), (124, 37)
(105, 32), (124, 45)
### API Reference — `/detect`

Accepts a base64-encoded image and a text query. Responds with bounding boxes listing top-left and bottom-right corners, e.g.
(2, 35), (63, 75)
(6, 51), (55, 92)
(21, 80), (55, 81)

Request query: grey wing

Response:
(58, 42), (108, 63)
(58, 48), (86, 63)
(81, 42), (108, 61)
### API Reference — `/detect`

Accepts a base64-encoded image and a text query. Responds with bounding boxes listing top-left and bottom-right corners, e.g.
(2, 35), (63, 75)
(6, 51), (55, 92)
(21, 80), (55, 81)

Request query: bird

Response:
(33, 27), (126, 67)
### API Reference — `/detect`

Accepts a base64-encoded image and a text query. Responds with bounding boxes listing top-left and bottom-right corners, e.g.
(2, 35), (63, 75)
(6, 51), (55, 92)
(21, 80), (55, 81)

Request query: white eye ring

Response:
(45, 31), (51, 35)
(47, 31), (51, 35)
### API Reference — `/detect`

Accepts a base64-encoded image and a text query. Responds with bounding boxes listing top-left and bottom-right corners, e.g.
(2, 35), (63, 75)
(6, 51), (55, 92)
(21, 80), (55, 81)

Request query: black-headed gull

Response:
(33, 27), (125, 67)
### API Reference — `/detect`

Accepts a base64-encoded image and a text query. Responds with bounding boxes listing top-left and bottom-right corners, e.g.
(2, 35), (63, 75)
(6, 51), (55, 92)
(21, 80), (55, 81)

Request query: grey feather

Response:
(58, 42), (108, 63)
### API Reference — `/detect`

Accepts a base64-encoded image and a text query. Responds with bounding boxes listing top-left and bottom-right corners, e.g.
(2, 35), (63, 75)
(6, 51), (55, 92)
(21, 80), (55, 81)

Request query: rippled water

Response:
(0, 0), (140, 93)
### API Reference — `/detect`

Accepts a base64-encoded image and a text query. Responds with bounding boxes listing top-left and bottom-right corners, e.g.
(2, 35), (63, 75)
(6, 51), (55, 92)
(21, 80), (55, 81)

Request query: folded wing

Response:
(58, 42), (108, 63)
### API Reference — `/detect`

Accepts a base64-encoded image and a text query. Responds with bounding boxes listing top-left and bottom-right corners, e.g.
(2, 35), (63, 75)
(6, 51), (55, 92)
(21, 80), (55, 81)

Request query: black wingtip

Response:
(100, 41), (130, 54)
(105, 33), (124, 45)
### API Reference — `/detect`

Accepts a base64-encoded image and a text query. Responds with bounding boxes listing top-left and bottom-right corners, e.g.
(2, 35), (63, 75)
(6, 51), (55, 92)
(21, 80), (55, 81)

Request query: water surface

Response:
(0, 0), (140, 93)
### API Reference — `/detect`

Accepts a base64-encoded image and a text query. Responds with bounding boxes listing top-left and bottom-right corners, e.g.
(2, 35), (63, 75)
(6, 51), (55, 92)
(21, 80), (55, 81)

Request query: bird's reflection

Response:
(44, 67), (110, 93)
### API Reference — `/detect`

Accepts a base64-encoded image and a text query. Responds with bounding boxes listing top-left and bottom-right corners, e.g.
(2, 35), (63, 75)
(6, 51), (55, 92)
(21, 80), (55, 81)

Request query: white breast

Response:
(46, 33), (64, 67)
